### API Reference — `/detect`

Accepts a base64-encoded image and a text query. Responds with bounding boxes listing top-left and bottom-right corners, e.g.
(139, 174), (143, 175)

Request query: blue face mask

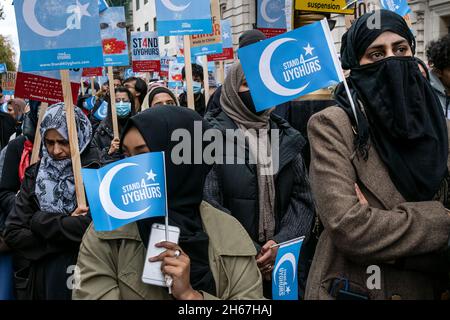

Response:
(183, 81), (203, 94)
(116, 101), (131, 118)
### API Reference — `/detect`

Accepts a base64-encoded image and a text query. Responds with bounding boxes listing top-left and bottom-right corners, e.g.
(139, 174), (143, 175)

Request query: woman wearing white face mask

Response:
(178, 63), (206, 117)
(90, 86), (135, 165)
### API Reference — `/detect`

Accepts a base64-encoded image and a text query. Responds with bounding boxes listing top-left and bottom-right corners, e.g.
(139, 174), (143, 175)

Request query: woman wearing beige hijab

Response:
(203, 62), (316, 298)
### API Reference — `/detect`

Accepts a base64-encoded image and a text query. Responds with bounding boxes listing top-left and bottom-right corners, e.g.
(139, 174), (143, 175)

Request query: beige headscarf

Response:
(220, 62), (276, 243)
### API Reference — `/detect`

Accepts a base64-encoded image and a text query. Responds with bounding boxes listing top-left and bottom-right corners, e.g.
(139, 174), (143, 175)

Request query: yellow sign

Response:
(295, 0), (355, 15)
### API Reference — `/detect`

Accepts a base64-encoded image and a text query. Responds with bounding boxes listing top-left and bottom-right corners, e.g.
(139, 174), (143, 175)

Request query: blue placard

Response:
(0, 63), (7, 73)
(257, 0), (287, 29)
(155, 0), (213, 36)
(380, 0), (411, 17)
(272, 237), (304, 300)
(100, 7), (130, 67)
(82, 152), (167, 232)
(221, 20), (233, 49)
(239, 20), (344, 112)
(14, 0), (104, 72)
(98, 0), (108, 12)
(191, 42), (223, 57)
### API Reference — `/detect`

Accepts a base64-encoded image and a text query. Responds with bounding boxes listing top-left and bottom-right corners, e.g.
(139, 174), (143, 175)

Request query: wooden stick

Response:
(218, 61), (225, 84)
(202, 56), (210, 105)
(183, 35), (195, 110)
(30, 103), (48, 165)
(60, 70), (86, 207)
(90, 77), (96, 95)
(80, 80), (85, 95)
(107, 66), (119, 139)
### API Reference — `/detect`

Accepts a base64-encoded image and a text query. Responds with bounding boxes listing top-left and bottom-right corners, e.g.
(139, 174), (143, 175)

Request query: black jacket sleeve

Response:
(0, 136), (26, 222)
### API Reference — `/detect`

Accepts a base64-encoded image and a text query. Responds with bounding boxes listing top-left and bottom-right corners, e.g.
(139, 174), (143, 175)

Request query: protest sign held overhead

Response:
(131, 32), (161, 73)
(155, 0), (213, 36)
(1, 72), (16, 96)
(239, 19), (344, 112)
(14, 69), (82, 104)
(257, 0), (288, 38)
(207, 20), (234, 62)
(14, 0), (104, 72)
(160, 56), (176, 78)
(100, 7), (129, 67)
(190, 0), (223, 57)
(82, 152), (168, 232)
(82, 67), (104, 77)
(272, 237), (304, 300)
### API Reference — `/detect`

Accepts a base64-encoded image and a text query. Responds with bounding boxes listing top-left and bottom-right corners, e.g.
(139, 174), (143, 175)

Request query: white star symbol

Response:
(77, 1), (91, 17)
(286, 287), (291, 294)
(303, 43), (314, 56)
(146, 170), (157, 182)
(223, 32), (230, 39)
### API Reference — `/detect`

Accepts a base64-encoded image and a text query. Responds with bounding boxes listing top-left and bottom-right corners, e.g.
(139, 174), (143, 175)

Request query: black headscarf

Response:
(335, 9), (448, 202)
(120, 106), (216, 296)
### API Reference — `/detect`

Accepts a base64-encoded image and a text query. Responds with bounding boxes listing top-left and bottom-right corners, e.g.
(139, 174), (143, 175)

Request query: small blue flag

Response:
(82, 152), (168, 232)
(0, 103), (8, 113)
(239, 19), (344, 112)
(93, 100), (108, 121)
(272, 237), (304, 300)
(380, 0), (411, 17)
(0, 63), (7, 74)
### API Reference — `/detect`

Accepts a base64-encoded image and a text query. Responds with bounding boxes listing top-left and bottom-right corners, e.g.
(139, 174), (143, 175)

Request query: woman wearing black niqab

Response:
(73, 106), (264, 300)
(306, 10), (450, 300)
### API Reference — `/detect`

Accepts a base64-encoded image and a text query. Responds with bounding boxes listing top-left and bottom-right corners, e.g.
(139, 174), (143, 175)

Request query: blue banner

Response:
(83, 152), (168, 232)
(257, 0), (287, 29)
(100, 7), (130, 67)
(98, 0), (108, 12)
(14, 0), (104, 72)
(0, 63), (7, 73)
(380, 0), (411, 17)
(239, 20), (344, 111)
(272, 237), (304, 300)
(155, 0), (213, 36)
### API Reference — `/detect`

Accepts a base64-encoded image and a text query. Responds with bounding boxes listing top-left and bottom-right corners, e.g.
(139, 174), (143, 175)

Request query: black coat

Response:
(0, 136), (27, 234)
(179, 92), (206, 117)
(203, 110), (316, 247)
(0, 112), (16, 150)
(3, 146), (100, 300)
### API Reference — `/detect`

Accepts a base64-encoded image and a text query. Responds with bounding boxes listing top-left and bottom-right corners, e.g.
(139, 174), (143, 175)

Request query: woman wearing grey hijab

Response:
(4, 103), (100, 300)
(203, 62), (316, 298)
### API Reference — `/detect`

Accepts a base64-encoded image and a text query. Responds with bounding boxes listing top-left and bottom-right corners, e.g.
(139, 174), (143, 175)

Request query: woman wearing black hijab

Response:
(73, 106), (264, 300)
(306, 10), (450, 300)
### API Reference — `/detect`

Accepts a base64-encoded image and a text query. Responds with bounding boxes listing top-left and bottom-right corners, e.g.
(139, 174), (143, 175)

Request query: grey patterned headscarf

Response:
(35, 103), (92, 214)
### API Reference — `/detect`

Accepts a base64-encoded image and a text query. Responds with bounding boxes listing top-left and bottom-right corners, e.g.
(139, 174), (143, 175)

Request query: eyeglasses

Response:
(100, 22), (126, 30)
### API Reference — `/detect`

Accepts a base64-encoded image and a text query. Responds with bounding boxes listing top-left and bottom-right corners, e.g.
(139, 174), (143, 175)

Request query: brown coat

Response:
(306, 106), (450, 300)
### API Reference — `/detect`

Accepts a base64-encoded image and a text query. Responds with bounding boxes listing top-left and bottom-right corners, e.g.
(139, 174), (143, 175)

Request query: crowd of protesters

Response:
(0, 10), (450, 300)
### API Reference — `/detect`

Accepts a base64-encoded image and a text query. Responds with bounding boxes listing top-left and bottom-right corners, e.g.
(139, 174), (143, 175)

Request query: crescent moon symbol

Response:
(273, 252), (297, 284)
(161, 0), (191, 12)
(259, 38), (310, 97)
(99, 163), (151, 220)
(261, 0), (281, 24)
(23, 0), (68, 37)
